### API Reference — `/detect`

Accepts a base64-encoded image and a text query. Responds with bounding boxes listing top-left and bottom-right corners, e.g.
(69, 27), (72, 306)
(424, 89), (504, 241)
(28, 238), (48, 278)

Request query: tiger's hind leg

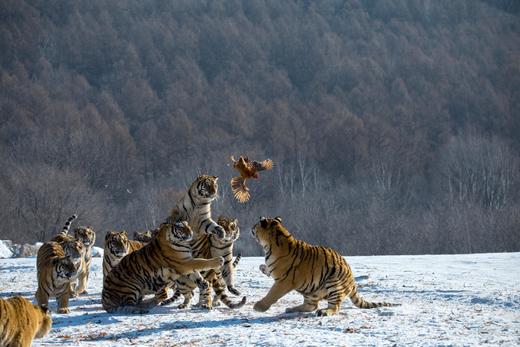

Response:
(285, 295), (319, 313)
(177, 291), (193, 309)
(317, 284), (347, 316)
(121, 296), (162, 314)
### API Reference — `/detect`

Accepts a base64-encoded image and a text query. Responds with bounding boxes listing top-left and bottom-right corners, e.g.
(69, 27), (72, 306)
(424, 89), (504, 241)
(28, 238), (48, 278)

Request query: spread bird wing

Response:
(253, 159), (274, 171)
(231, 176), (251, 203)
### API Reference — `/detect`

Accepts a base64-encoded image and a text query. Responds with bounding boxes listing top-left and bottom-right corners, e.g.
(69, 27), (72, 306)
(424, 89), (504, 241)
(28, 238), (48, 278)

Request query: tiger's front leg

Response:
(253, 281), (293, 312)
(56, 285), (72, 314)
(182, 257), (224, 273)
(201, 219), (225, 239)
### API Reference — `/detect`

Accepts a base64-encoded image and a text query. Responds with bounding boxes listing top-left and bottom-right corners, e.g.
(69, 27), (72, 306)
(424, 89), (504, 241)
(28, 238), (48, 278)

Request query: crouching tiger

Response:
(252, 217), (399, 316)
(101, 221), (224, 314)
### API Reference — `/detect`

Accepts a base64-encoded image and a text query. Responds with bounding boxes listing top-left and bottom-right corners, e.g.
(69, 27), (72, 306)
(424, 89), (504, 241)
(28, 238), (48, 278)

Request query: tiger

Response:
(0, 296), (52, 347)
(102, 230), (144, 278)
(72, 225), (96, 295)
(35, 241), (82, 313)
(160, 216), (244, 309)
(168, 175), (225, 240)
(213, 215), (241, 296)
(101, 221), (224, 314)
(50, 214), (78, 243)
(252, 216), (399, 316)
(165, 175), (227, 306)
(133, 228), (159, 243)
(50, 215), (92, 297)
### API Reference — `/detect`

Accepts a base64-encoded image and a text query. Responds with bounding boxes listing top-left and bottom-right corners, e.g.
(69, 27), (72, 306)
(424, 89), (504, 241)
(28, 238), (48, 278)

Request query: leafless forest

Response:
(1, 0), (519, 255)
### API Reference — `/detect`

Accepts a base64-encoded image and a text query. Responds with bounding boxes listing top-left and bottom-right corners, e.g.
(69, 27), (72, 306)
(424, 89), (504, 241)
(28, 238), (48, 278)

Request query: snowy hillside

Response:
(1, 253), (519, 346)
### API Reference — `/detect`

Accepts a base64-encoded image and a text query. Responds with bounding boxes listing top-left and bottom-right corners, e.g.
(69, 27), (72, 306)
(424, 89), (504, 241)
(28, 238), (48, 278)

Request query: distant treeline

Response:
(1, 0), (519, 255)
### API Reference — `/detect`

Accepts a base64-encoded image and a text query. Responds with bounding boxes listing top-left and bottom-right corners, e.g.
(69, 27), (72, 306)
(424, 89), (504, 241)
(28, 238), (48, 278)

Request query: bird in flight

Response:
(230, 155), (273, 203)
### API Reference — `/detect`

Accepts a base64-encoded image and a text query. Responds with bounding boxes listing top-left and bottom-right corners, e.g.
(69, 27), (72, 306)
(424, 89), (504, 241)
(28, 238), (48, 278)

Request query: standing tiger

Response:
(161, 215), (244, 309)
(0, 296), (52, 347)
(35, 240), (82, 313)
(252, 217), (399, 316)
(166, 175), (226, 306)
(214, 216), (241, 296)
(51, 215), (95, 296)
(168, 175), (225, 240)
(71, 225), (96, 295)
(102, 221), (224, 314)
(102, 230), (145, 278)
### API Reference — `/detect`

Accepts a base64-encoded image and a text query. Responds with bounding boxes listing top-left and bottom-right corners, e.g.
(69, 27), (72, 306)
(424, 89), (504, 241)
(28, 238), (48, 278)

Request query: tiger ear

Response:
(213, 176), (218, 181)
(274, 216), (282, 224)
(260, 218), (268, 229)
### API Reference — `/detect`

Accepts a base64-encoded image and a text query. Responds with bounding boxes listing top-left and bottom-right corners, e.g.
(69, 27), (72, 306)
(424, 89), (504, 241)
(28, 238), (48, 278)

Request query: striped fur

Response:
(102, 231), (144, 278)
(232, 253), (241, 268)
(51, 215), (93, 296)
(0, 296), (52, 347)
(72, 226), (96, 295)
(35, 241), (81, 313)
(252, 217), (399, 316)
(101, 221), (224, 314)
(166, 175), (225, 306)
(160, 215), (244, 309)
(62, 214), (77, 234)
(212, 216), (241, 296)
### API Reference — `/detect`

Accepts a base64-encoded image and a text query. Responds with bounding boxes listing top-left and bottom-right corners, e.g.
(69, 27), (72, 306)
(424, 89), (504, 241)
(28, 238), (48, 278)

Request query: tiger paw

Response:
(70, 292), (78, 298)
(210, 257), (225, 268)
(57, 307), (70, 314)
(177, 303), (188, 309)
(316, 309), (334, 317)
(198, 303), (212, 310)
(213, 225), (225, 239)
(253, 301), (269, 312)
(227, 286), (241, 296)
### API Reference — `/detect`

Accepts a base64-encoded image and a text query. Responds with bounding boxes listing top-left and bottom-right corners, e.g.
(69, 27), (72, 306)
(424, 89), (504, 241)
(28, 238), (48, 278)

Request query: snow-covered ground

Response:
(1, 253), (519, 346)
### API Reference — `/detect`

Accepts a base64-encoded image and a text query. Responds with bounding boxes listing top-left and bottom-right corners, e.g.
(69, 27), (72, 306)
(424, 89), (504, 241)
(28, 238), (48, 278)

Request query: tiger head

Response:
(252, 216), (288, 248)
(190, 174), (219, 202)
(34, 304), (52, 338)
(104, 231), (130, 258)
(160, 221), (193, 245)
(215, 216), (240, 244)
(52, 256), (79, 280)
(61, 239), (85, 264)
(74, 226), (96, 248)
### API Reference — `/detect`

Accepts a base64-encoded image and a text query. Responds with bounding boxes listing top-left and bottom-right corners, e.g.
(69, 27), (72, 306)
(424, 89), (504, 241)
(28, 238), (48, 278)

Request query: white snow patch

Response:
(0, 253), (519, 346)
(92, 246), (104, 258)
(0, 240), (13, 258)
